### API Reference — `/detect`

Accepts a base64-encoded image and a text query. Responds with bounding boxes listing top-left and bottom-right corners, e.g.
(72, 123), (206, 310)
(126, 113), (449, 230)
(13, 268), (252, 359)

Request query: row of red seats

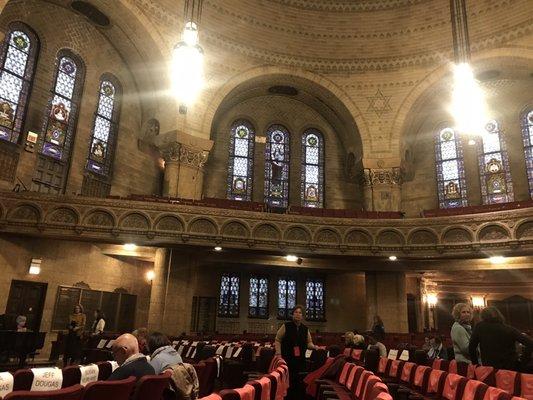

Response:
(199, 355), (289, 400)
(313, 359), (393, 400)
(0, 373), (169, 400)
(377, 356), (532, 400)
(421, 200), (533, 217)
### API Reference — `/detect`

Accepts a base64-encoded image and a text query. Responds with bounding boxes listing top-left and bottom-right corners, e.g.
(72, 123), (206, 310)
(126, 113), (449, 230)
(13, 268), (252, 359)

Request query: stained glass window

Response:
(228, 120), (255, 201)
(277, 277), (297, 319)
(86, 75), (121, 176)
(521, 110), (533, 198)
(39, 51), (84, 161)
(305, 278), (325, 321)
(265, 125), (290, 208)
(435, 127), (467, 208)
(249, 276), (268, 318)
(478, 120), (514, 204)
(301, 129), (324, 207)
(218, 273), (240, 317)
(0, 23), (39, 144)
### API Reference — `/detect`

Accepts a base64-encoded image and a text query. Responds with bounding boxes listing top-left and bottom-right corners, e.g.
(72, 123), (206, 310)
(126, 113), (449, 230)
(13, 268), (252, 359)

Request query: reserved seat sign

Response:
(0, 372), (13, 398)
(30, 368), (63, 391)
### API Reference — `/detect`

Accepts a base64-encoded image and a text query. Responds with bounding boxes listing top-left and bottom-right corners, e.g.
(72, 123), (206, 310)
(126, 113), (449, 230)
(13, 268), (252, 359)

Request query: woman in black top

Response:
(372, 315), (385, 340)
(469, 306), (533, 369)
(275, 305), (317, 400)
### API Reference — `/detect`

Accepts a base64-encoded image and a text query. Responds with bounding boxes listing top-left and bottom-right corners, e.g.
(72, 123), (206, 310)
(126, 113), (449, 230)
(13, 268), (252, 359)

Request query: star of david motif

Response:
(367, 89), (392, 116)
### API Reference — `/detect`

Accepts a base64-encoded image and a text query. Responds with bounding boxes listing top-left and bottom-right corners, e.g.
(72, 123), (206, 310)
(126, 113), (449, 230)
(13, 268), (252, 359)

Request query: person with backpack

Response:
(148, 331), (183, 374)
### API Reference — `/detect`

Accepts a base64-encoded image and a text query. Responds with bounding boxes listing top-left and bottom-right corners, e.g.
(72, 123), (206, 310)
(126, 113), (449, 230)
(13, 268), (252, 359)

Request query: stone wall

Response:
(0, 0), (161, 196)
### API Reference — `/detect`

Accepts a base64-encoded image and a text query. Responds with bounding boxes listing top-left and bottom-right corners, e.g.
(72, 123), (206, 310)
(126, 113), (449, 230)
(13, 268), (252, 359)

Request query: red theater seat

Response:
(131, 371), (171, 400)
(378, 358), (391, 376)
(220, 384), (256, 400)
(95, 361), (112, 381)
(62, 366), (81, 388)
(521, 373), (533, 400)
(199, 395), (223, 400)
(4, 384), (84, 400)
(426, 369), (448, 396)
(412, 365), (432, 394)
(483, 387), (512, 400)
(475, 367), (496, 386)
(81, 376), (136, 400)
(462, 379), (489, 400)
(432, 359), (450, 372)
(495, 370), (519, 396)
(441, 373), (467, 400)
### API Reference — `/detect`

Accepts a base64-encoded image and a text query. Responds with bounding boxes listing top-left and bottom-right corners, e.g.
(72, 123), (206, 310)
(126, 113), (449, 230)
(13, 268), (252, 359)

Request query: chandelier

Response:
(171, 0), (205, 107)
(449, 0), (489, 140)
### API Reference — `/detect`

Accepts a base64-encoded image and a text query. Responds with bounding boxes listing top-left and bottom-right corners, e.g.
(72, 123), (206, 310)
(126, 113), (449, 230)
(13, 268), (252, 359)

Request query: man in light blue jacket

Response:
(148, 332), (183, 374)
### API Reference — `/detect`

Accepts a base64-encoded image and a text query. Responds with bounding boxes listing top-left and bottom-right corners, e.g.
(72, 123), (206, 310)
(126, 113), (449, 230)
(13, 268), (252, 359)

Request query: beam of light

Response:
(171, 22), (204, 105)
(426, 293), (438, 307)
(450, 63), (489, 138)
(285, 255), (298, 262)
(471, 295), (486, 308)
(489, 255), (505, 264)
(123, 243), (137, 251)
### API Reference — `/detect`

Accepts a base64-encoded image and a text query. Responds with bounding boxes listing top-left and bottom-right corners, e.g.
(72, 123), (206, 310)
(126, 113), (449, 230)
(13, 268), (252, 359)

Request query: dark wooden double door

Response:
(4, 280), (48, 332)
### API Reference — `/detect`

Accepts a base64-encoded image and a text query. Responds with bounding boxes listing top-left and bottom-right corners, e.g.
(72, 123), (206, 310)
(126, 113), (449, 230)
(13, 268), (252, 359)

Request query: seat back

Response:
(265, 374), (278, 400)
(344, 347), (352, 357)
(250, 376), (271, 400)
(338, 363), (354, 386)
(475, 367), (496, 386)
(442, 373), (467, 400)
(95, 361), (112, 381)
(132, 371), (171, 400)
(483, 387), (513, 400)
(400, 362), (416, 385)
(495, 370), (519, 396)
(257, 348), (275, 373)
(378, 357), (390, 375)
(450, 361), (470, 377)
(81, 376), (136, 400)
(13, 369), (33, 391)
(364, 348), (380, 373)
(387, 360), (404, 379)
(427, 369), (448, 395)
(413, 365), (431, 392)
(463, 379), (489, 400)
(367, 382), (389, 400)
(346, 366), (364, 391)
(199, 394), (223, 400)
(433, 359), (450, 371)
(449, 360), (459, 374)
(62, 366), (81, 388)
(376, 392), (393, 400)
(361, 375), (381, 400)
(354, 370), (373, 398)
(4, 384), (84, 400)
(352, 349), (364, 361)
(520, 373), (533, 400)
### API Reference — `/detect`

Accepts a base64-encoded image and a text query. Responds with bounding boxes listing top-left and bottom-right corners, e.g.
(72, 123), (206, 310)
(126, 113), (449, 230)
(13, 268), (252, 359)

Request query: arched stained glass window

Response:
(0, 23), (39, 144)
(249, 276), (268, 318)
(301, 129), (324, 208)
(521, 109), (533, 198)
(227, 120), (255, 201)
(478, 120), (514, 204)
(86, 76), (121, 176)
(278, 277), (297, 320)
(39, 51), (84, 161)
(265, 125), (290, 208)
(218, 273), (240, 317)
(305, 278), (325, 321)
(435, 127), (467, 208)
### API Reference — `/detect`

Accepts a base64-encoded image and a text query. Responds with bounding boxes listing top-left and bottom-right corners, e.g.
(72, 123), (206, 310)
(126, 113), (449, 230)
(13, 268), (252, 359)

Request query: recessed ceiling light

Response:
(124, 243), (137, 251)
(285, 255), (298, 262)
(389, 255), (398, 261)
(468, 139), (476, 145)
(489, 256), (505, 264)
(214, 246), (222, 251)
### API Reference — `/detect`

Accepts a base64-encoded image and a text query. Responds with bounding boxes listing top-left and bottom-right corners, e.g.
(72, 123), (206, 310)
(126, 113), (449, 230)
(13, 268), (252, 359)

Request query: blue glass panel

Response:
(228, 120), (255, 201)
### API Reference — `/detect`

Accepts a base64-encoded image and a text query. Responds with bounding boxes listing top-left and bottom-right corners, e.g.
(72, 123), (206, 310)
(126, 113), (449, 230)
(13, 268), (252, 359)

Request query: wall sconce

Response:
(471, 295), (486, 309)
(426, 293), (438, 308)
(29, 258), (41, 275)
(146, 270), (155, 282)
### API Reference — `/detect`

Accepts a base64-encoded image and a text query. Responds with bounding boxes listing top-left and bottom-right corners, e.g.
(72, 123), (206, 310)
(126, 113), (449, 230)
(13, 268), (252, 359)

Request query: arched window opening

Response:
(301, 129), (324, 208)
(305, 278), (325, 321)
(249, 276), (268, 318)
(521, 109), (533, 198)
(265, 125), (290, 208)
(435, 127), (467, 208)
(218, 273), (240, 318)
(278, 277), (297, 320)
(227, 120), (255, 201)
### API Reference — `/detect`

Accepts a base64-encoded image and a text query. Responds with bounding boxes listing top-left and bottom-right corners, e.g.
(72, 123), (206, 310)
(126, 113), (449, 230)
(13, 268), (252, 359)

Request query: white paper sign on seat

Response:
(0, 372), (13, 398)
(387, 349), (399, 360)
(399, 350), (409, 361)
(31, 368), (63, 391)
(110, 361), (119, 372)
(80, 364), (99, 386)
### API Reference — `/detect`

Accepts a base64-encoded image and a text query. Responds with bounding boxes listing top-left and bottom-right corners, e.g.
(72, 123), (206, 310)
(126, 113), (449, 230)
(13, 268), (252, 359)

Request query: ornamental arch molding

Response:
(376, 229), (405, 246)
(253, 223), (282, 241)
(83, 208), (117, 228)
(221, 220), (251, 239)
(515, 219), (533, 240)
(284, 225), (312, 243)
(344, 228), (373, 246)
(7, 202), (42, 223)
(46, 206), (80, 226)
(187, 217), (219, 236)
(441, 227), (474, 244)
(119, 212), (152, 231)
(477, 223), (511, 242)
(314, 228), (342, 245)
(203, 66), (368, 152)
(407, 228), (439, 246)
(154, 214), (185, 233)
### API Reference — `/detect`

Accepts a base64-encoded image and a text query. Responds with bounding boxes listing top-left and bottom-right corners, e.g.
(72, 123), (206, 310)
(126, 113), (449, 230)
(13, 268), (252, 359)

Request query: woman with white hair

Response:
(450, 303), (473, 363)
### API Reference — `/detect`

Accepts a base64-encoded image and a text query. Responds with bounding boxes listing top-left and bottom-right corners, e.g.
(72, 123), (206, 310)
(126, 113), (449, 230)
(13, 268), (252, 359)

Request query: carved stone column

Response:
(362, 167), (402, 211)
(155, 130), (213, 199)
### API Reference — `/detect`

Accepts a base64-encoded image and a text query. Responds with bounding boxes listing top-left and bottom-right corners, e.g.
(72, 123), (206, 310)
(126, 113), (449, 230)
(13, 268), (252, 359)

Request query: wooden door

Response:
(5, 280), (48, 331)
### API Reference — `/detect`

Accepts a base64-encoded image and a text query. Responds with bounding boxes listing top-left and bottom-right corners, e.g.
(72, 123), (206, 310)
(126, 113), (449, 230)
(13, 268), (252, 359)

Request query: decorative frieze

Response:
(160, 142), (209, 169)
(362, 167), (402, 186)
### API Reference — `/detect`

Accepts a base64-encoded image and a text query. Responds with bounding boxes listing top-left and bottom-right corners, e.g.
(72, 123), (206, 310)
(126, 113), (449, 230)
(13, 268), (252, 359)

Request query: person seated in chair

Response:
(108, 333), (155, 380)
(148, 331), (183, 374)
(367, 335), (387, 357)
(427, 336), (448, 360)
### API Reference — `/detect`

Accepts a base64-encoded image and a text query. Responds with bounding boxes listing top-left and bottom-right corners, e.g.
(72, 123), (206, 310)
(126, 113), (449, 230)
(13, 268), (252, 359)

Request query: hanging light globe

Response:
(171, 21), (204, 105)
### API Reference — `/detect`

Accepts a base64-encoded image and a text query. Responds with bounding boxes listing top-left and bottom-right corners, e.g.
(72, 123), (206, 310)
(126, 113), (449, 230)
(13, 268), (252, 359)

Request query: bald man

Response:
(107, 333), (155, 380)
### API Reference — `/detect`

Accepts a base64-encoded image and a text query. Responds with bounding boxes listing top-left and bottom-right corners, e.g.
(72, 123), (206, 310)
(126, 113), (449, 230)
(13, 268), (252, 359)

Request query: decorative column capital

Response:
(362, 167), (403, 187)
(160, 142), (209, 169)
